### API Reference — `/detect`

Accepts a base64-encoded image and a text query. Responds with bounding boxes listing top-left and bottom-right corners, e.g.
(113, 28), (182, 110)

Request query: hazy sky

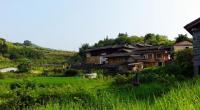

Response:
(0, 0), (199, 51)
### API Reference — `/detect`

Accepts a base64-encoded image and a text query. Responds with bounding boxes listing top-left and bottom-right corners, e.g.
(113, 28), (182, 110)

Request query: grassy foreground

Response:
(0, 77), (200, 110)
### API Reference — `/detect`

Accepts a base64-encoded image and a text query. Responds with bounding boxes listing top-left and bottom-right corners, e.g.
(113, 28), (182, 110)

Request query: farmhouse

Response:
(85, 44), (145, 65)
(136, 46), (172, 67)
(84, 43), (172, 72)
(185, 17), (200, 76)
(173, 40), (193, 52)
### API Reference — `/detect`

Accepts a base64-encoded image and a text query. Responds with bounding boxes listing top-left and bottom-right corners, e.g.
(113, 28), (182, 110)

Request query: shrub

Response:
(10, 80), (37, 90)
(9, 53), (19, 60)
(0, 80), (38, 110)
(17, 60), (31, 73)
(64, 69), (80, 77)
(114, 74), (129, 85)
(175, 48), (193, 77)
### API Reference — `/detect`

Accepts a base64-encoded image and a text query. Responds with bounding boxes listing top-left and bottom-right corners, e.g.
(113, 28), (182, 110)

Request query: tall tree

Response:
(23, 40), (32, 46)
(0, 38), (8, 56)
(144, 33), (155, 44)
(175, 34), (191, 43)
(144, 33), (173, 45)
(130, 36), (144, 43)
(94, 36), (115, 47)
(79, 43), (90, 61)
(114, 33), (131, 44)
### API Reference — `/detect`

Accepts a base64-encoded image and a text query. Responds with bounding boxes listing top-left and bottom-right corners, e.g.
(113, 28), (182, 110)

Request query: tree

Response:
(114, 33), (131, 44)
(79, 43), (90, 61)
(175, 48), (193, 77)
(144, 33), (173, 46)
(175, 34), (191, 43)
(23, 40), (32, 46)
(144, 33), (155, 44)
(130, 36), (144, 43)
(0, 38), (8, 56)
(94, 36), (115, 47)
(17, 60), (31, 73)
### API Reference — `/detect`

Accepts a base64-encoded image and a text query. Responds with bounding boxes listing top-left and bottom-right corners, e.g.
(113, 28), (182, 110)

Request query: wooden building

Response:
(105, 52), (143, 72)
(185, 17), (200, 76)
(174, 40), (193, 52)
(135, 46), (172, 67)
(84, 43), (172, 72)
(85, 44), (135, 64)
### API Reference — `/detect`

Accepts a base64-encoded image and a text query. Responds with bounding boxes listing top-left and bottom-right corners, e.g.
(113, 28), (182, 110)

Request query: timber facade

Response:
(185, 17), (200, 76)
(84, 43), (173, 72)
(174, 40), (193, 52)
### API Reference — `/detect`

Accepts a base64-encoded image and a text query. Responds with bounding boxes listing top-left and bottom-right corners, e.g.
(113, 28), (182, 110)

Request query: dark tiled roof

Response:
(184, 17), (200, 34)
(131, 43), (152, 47)
(136, 46), (172, 51)
(105, 52), (140, 58)
(85, 43), (152, 52)
(85, 44), (135, 52)
(174, 40), (193, 46)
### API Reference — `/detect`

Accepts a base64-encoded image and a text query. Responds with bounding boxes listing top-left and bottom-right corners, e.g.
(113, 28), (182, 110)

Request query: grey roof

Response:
(136, 46), (172, 51)
(174, 40), (193, 46)
(105, 52), (141, 58)
(85, 43), (152, 52)
(131, 43), (152, 47)
(85, 44), (135, 52)
(184, 17), (200, 34)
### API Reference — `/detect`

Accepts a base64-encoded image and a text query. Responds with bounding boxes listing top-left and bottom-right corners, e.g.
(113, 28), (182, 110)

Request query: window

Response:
(148, 54), (153, 59)
(156, 54), (162, 58)
(144, 55), (148, 59)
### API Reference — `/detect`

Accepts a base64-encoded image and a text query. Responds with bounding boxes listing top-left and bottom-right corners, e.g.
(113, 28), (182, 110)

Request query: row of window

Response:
(144, 53), (162, 59)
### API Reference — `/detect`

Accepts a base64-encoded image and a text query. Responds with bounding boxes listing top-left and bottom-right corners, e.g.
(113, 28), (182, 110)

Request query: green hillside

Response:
(0, 38), (75, 68)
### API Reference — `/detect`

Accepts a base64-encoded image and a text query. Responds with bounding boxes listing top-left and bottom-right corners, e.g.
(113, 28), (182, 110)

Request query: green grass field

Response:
(0, 76), (200, 110)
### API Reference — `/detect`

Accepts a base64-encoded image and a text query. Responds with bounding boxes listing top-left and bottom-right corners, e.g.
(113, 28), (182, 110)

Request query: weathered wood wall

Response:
(86, 56), (100, 64)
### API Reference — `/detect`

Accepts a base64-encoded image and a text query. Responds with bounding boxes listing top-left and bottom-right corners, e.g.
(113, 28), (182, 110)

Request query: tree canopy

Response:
(175, 34), (192, 43)
(144, 33), (174, 45)
(0, 38), (8, 55)
(92, 33), (174, 48)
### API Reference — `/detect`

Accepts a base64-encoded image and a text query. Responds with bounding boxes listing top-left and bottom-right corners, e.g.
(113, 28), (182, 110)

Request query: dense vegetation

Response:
(0, 74), (199, 110)
(0, 35), (196, 110)
(78, 33), (190, 61)
(0, 38), (74, 69)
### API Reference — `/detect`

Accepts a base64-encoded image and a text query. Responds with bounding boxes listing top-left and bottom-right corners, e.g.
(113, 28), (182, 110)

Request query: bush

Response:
(175, 49), (193, 77)
(9, 53), (19, 60)
(64, 69), (80, 77)
(114, 74), (129, 85)
(17, 60), (31, 73)
(0, 80), (38, 110)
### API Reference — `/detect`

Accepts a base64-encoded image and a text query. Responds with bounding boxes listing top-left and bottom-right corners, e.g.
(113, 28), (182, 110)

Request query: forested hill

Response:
(0, 38), (75, 68)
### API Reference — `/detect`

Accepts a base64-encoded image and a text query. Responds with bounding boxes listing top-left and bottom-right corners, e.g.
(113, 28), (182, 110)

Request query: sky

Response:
(0, 0), (200, 51)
